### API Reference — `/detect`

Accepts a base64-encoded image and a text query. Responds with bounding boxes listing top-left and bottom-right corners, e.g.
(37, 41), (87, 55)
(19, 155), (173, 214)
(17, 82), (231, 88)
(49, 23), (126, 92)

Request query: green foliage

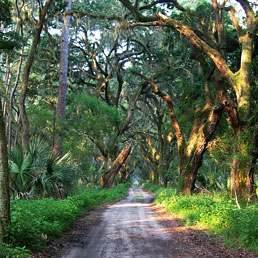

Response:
(0, 38), (17, 50)
(0, 0), (12, 26)
(9, 138), (78, 199)
(142, 182), (164, 193)
(27, 102), (53, 139)
(144, 184), (258, 254)
(0, 30), (21, 50)
(82, 162), (104, 185)
(196, 154), (229, 191)
(0, 0), (21, 50)
(10, 184), (129, 251)
(65, 93), (124, 161)
(31, 153), (79, 198)
(0, 243), (30, 258)
(9, 146), (34, 196)
(48, 0), (68, 16)
(208, 126), (255, 177)
(69, 93), (123, 134)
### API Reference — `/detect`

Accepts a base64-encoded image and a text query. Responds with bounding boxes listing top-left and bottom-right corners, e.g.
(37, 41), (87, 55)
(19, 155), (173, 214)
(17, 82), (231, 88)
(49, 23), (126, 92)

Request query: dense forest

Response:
(0, 0), (257, 256)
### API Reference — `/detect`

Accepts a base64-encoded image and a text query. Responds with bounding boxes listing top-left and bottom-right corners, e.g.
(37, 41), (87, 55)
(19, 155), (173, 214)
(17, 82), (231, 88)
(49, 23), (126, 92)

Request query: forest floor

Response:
(32, 187), (257, 258)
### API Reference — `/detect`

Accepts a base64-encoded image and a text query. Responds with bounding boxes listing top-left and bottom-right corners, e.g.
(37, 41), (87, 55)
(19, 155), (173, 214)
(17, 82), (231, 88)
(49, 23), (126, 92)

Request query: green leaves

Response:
(0, 243), (30, 258)
(9, 138), (78, 199)
(9, 148), (34, 196)
(65, 93), (123, 158)
(145, 184), (258, 254)
(71, 93), (122, 130)
(9, 184), (129, 251)
(0, 0), (12, 27)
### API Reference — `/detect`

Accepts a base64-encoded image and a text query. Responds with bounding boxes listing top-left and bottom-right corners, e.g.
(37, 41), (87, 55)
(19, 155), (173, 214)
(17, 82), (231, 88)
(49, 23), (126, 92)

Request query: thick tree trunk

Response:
(19, 0), (53, 152)
(248, 126), (258, 199)
(210, 1), (255, 200)
(0, 96), (10, 242)
(177, 64), (223, 194)
(177, 103), (223, 194)
(100, 145), (131, 188)
(53, 0), (72, 156)
(228, 40), (253, 199)
(230, 126), (256, 200)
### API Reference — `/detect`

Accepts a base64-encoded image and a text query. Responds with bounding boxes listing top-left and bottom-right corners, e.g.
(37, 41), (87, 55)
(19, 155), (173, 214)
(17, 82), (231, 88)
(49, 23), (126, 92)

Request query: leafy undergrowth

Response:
(0, 243), (30, 258)
(1, 183), (129, 258)
(143, 183), (258, 254)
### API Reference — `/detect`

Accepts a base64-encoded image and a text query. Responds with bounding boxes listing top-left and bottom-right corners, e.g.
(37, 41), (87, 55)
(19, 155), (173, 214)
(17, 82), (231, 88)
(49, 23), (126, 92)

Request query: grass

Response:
(0, 183), (130, 257)
(143, 183), (258, 254)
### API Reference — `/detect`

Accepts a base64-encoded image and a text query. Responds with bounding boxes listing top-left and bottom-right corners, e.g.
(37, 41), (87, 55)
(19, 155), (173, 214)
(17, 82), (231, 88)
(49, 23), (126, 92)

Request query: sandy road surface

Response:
(62, 187), (208, 258)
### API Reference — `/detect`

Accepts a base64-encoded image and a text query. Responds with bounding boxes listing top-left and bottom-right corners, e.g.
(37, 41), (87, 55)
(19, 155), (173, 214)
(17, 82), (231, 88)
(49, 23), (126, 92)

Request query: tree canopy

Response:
(0, 0), (257, 201)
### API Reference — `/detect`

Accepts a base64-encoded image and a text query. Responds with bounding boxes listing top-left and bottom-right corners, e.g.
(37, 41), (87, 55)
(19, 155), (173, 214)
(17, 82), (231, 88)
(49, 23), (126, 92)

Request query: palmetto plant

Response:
(31, 153), (79, 198)
(9, 138), (79, 199)
(9, 147), (34, 198)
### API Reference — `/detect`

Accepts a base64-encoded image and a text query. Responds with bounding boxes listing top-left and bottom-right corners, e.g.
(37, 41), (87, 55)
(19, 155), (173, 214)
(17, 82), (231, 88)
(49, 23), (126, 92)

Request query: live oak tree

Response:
(121, 21), (224, 193)
(66, 93), (130, 188)
(100, 144), (132, 188)
(113, 0), (257, 199)
(133, 51), (223, 194)
(114, 11), (221, 192)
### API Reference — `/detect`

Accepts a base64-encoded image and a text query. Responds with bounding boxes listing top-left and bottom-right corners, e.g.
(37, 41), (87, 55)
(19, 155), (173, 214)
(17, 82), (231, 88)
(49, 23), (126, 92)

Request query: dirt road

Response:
(62, 187), (183, 258)
(60, 187), (256, 258)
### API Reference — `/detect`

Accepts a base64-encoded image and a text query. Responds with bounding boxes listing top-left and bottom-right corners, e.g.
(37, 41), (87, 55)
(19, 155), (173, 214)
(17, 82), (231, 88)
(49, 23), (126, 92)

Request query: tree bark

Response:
(100, 145), (131, 188)
(230, 125), (256, 200)
(19, 0), (53, 152)
(178, 104), (223, 194)
(0, 96), (10, 242)
(53, 0), (72, 156)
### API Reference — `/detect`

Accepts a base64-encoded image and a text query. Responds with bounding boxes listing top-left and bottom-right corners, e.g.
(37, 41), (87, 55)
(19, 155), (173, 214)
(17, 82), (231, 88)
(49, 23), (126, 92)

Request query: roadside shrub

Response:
(142, 182), (164, 193)
(9, 139), (79, 199)
(0, 243), (30, 258)
(10, 184), (129, 252)
(146, 184), (258, 254)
